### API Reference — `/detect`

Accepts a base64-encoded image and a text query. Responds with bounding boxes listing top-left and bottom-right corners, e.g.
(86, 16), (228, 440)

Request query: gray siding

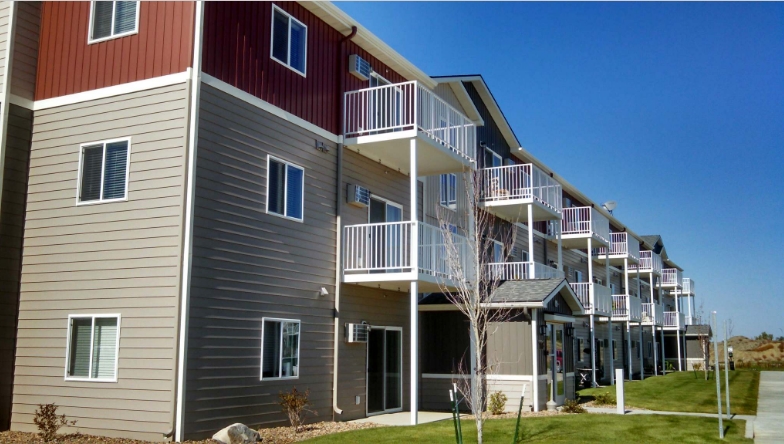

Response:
(337, 284), (410, 421)
(10, 1), (39, 102)
(183, 83), (338, 438)
(0, 104), (32, 430)
(487, 311), (534, 375)
(342, 149), (412, 225)
(11, 83), (190, 441)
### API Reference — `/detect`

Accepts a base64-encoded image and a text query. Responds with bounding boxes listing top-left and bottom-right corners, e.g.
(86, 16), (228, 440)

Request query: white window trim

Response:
(270, 4), (307, 77)
(75, 137), (132, 206)
(485, 147), (502, 168)
(260, 317), (301, 381)
(64, 313), (121, 383)
(367, 195), (403, 223)
(87, 1), (141, 45)
(439, 173), (457, 210)
(266, 155), (305, 223)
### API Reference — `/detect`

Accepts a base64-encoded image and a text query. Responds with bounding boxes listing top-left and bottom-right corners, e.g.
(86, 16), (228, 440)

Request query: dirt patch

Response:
(0, 431), (216, 443)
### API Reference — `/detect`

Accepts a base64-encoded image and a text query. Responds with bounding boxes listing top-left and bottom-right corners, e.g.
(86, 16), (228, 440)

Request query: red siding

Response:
(202, 1), (407, 135)
(35, 1), (195, 100)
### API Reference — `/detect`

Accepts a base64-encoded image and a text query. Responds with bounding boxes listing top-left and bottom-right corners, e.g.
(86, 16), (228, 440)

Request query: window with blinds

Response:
(267, 156), (304, 221)
(90, 1), (139, 43)
(66, 315), (120, 381)
(78, 139), (130, 204)
(439, 173), (457, 209)
(270, 5), (307, 76)
(261, 319), (300, 380)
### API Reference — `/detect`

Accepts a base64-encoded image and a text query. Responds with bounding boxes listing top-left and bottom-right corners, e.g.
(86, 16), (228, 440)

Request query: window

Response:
(612, 340), (617, 360)
(484, 147), (502, 169)
(439, 174), (457, 209)
(261, 318), (300, 380)
(574, 270), (584, 283)
(610, 283), (617, 294)
(65, 315), (120, 381)
(575, 338), (583, 362)
(89, 1), (138, 43)
(271, 5), (307, 76)
(267, 156), (304, 221)
(78, 138), (130, 204)
(648, 342), (653, 358)
(492, 240), (504, 263)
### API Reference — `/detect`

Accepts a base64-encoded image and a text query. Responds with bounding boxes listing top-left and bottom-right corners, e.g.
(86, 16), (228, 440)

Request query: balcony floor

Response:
(480, 198), (560, 223)
(344, 129), (473, 176)
(343, 270), (461, 293)
(593, 254), (640, 267)
(560, 233), (610, 250)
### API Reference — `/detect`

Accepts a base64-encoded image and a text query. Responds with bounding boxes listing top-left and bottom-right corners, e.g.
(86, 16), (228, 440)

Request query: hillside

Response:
(715, 336), (784, 368)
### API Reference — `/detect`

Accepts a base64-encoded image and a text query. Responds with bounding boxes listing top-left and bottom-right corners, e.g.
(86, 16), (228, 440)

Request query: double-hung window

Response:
(89, 1), (139, 43)
(65, 315), (120, 381)
(271, 5), (307, 76)
(261, 318), (300, 380)
(439, 174), (457, 209)
(267, 156), (304, 221)
(78, 138), (130, 204)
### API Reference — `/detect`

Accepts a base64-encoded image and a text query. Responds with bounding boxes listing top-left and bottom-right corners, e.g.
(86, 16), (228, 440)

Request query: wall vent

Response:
(349, 54), (371, 81)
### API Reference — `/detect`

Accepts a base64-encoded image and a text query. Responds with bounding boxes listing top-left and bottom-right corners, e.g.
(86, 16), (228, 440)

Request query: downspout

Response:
(173, 2), (204, 441)
(332, 25), (356, 420)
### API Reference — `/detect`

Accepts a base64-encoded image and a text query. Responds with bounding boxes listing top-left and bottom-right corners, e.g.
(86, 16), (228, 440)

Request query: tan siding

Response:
(10, 1), (39, 101)
(183, 83), (338, 439)
(11, 83), (190, 440)
(487, 311), (534, 375)
(0, 3), (11, 95)
(0, 105), (32, 430)
(337, 284), (410, 421)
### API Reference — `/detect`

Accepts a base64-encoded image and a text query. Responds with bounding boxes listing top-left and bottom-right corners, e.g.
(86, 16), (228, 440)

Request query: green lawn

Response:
(302, 414), (749, 443)
(578, 369), (759, 415)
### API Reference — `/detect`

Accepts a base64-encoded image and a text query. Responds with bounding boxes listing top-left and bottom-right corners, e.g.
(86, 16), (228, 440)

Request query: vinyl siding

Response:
(10, 1), (40, 102)
(487, 310), (534, 375)
(183, 82), (338, 438)
(342, 149), (412, 225)
(336, 284), (410, 421)
(0, 105), (33, 431)
(0, 2), (11, 95)
(11, 82), (190, 441)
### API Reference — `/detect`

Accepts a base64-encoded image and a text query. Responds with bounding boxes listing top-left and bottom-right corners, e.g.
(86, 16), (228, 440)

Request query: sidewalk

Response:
(753, 371), (784, 444)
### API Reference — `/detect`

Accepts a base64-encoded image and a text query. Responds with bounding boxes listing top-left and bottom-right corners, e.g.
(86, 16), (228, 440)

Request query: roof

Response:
(490, 278), (583, 314)
(686, 324), (712, 336)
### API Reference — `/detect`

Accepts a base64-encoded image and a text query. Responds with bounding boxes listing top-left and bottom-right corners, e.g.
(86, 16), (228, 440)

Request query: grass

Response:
(301, 414), (749, 443)
(578, 369), (759, 415)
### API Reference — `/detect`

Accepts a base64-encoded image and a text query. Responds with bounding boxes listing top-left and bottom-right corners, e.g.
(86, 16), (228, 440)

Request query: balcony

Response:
(595, 232), (640, 266)
(344, 81), (476, 176)
(629, 250), (663, 276)
(611, 294), (642, 322)
(343, 221), (471, 292)
(682, 278), (695, 296)
(570, 282), (613, 316)
(560, 207), (610, 249)
(641, 302), (664, 326)
(661, 268), (683, 289)
(663, 311), (686, 331)
(485, 261), (564, 281)
(478, 164), (562, 222)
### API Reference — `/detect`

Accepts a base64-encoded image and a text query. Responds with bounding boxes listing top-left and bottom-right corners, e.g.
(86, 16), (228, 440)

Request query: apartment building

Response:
(0, 1), (703, 441)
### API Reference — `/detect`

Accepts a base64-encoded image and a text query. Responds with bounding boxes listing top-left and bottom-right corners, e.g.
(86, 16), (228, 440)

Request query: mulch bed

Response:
(0, 422), (381, 444)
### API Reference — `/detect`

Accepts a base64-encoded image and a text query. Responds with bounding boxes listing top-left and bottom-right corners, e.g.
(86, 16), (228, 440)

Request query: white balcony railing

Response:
(631, 250), (663, 274)
(571, 282), (612, 314)
(561, 207), (610, 244)
(479, 164), (562, 214)
(642, 302), (664, 325)
(343, 221), (471, 281)
(661, 268), (683, 287)
(612, 294), (642, 321)
(663, 311), (686, 329)
(682, 278), (695, 295)
(344, 81), (477, 162)
(485, 261), (564, 281)
(596, 232), (640, 262)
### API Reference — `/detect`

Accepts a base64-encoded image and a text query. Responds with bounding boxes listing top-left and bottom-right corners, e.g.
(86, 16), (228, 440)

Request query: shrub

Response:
(278, 387), (314, 432)
(33, 403), (76, 442)
(561, 398), (586, 414)
(593, 392), (615, 406)
(487, 391), (507, 415)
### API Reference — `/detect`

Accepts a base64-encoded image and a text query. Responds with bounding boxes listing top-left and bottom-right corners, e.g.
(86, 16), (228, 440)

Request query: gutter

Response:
(173, 2), (204, 441)
(332, 25), (357, 421)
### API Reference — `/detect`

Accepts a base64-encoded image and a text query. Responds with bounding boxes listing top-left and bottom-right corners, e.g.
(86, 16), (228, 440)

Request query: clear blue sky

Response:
(336, 2), (784, 338)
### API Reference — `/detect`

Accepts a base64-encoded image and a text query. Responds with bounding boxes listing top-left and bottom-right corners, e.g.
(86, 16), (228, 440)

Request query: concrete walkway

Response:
(351, 411), (453, 426)
(754, 371), (784, 444)
(585, 406), (754, 421)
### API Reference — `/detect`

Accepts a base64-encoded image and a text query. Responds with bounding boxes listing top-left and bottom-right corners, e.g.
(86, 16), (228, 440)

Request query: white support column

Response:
(649, 272), (654, 304)
(531, 309), (539, 411)
(587, 239), (594, 285)
(660, 327), (665, 372)
(609, 318), (614, 385)
(557, 221), (563, 272)
(409, 139), (419, 425)
(626, 322), (632, 380)
(590, 315), (597, 387)
(528, 205), (535, 278)
(652, 325), (658, 376)
(623, 258), (629, 294)
(675, 288), (682, 372)
(639, 322), (644, 380)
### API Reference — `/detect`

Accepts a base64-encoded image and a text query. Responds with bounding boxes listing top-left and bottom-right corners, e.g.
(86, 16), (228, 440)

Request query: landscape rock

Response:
(212, 423), (260, 444)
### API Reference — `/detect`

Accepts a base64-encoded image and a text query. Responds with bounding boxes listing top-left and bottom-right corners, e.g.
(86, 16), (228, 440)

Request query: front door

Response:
(546, 324), (566, 406)
(367, 327), (403, 415)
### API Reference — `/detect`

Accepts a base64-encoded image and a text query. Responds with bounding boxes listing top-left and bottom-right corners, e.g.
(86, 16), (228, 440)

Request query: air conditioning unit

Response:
(349, 54), (371, 81)
(347, 184), (370, 207)
(593, 276), (602, 285)
(345, 323), (369, 343)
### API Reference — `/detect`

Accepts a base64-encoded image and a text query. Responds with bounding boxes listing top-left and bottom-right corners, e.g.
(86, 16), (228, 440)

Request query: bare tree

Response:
(726, 319), (735, 339)
(435, 168), (518, 444)
(697, 330), (711, 380)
